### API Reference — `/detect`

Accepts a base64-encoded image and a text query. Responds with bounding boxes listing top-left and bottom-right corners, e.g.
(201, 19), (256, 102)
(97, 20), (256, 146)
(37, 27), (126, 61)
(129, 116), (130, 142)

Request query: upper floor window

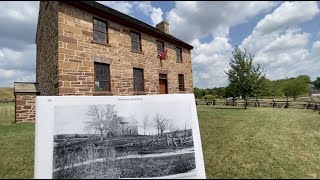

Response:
(157, 40), (164, 55)
(176, 47), (182, 62)
(94, 62), (110, 91)
(131, 31), (141, 52)
(93, 18), (108, 43)
(178, 74), (185, 91)
(133, 68), (144, 92)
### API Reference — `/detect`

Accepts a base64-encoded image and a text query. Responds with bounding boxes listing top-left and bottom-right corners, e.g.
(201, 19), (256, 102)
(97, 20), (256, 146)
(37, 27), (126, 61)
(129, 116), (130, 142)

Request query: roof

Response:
(115, 116), (137, 124)
(60, 1), (193, 50)
(14, 82), (39, 93)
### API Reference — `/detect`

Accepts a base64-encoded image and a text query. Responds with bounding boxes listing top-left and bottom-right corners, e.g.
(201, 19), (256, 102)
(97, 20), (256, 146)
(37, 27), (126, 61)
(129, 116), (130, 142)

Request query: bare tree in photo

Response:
(168, 119), (177, 134)
(159, 117), (169, 136)
(153, 113), (161, 136)
(85, 104), (117, 143)
(141, 115), (150, 135)
(153, 113), (170, 136)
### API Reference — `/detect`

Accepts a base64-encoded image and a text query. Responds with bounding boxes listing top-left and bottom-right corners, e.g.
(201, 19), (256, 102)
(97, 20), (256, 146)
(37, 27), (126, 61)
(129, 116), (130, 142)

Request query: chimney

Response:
(156, 21), (169, 34)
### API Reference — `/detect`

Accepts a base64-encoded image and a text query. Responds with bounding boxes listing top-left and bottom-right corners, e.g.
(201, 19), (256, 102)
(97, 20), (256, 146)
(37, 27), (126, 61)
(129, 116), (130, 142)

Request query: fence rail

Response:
(196, 97), (320, 111)
(0, 99), (14, 103)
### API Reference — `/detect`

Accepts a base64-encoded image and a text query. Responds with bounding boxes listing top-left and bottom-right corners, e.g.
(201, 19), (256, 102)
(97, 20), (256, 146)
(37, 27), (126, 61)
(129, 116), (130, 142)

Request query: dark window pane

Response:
(157, 41), (164, 55)
(133, 68), (144, 91)
(176, 47), (182, 62)
(132, 42), (140, 52)
(178, 74), (184, 91)
(131, 32), (141, 52)
(159, 74), (167, 79)
(93, 18), (108, 43)
(94, 63), (110, 91)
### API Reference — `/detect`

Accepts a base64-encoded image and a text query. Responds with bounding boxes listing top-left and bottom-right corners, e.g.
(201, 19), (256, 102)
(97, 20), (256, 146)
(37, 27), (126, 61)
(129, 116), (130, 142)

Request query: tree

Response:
(85, 104), (117, 143)
(313, 77), (320, 89)
(141, 115), (150, 135)
(282, 76), (309, 101)
(184, 120), (190, 138)
(194, 87), (202, 99)
(225, 46), (265, 109)
(153, 113), (169, 136)
(203, 94), (216, 101)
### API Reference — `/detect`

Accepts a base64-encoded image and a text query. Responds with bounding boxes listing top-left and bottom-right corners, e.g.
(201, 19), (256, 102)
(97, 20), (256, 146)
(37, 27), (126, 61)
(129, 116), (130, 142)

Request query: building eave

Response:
(59, 1), (193, 50)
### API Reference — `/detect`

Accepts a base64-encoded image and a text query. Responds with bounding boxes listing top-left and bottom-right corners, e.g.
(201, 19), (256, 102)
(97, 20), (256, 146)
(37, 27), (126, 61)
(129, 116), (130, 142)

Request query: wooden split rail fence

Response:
(116, 135), (194, 149)
(196, 96), (320, 112)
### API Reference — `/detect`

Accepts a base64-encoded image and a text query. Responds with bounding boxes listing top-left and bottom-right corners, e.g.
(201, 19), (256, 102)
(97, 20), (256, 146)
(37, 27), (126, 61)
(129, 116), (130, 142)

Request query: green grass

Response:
(198, 105), (320, 178)
(1, 104), (320, 178)
(0, 123), (34, 179)
(0, 87), (14, 99)
(0, 102), (15, 125)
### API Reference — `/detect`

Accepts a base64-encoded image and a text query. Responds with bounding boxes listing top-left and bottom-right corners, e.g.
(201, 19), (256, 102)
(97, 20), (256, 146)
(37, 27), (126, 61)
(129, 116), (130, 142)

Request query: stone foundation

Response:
(15, 94), (37, 123)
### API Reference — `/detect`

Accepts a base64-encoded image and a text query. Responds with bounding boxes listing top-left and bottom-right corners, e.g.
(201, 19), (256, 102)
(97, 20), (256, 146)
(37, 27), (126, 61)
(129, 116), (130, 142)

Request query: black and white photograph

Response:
(34, 94), (206, 179)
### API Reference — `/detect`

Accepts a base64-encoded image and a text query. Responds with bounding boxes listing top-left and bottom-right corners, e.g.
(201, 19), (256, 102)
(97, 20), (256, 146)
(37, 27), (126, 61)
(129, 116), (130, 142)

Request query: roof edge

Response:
(59, 1), (193, 50)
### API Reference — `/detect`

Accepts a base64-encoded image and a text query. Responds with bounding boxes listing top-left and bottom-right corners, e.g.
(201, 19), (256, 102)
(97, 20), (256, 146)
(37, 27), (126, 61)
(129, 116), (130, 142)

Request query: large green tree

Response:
(313, 77), (320, 89)
(225, 46), (265, 109)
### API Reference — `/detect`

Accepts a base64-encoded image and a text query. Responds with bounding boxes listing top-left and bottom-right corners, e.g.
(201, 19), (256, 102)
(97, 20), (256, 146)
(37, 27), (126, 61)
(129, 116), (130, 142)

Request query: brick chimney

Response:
(156, 21), (169, 34)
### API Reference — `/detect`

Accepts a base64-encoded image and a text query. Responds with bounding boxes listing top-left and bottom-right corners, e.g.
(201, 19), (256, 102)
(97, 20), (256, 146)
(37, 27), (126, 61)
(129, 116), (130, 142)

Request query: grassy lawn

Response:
(0, 102), (15, 125)
(0, 87), (14, 99)
(198, 105), (320, 178)
(0, 123), (34, 179)
(1, 104), (320, 178)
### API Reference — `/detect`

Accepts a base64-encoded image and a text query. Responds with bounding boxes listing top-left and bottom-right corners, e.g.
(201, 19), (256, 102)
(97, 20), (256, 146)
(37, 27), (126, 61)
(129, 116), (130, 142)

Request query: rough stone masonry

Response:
(16, 1), (195, 122)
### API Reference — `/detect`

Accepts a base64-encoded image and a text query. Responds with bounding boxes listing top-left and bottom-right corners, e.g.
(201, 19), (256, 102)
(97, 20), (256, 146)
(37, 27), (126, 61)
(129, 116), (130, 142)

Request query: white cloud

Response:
(166, 1), (277, 43)
(0, 1), (38, 22)
(164, 1), (277, 88)
(241, 1), (320, 82)
(255, 1), (320, 34)
(135, 1), (163, 26)
(98, 1), (134, 15)
(0, 45), (36, 87)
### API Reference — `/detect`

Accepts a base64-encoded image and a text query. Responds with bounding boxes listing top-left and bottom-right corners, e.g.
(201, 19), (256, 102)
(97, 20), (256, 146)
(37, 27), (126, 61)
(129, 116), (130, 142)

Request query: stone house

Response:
(108, 115), (138, 137)
(14, 1), (194, 122)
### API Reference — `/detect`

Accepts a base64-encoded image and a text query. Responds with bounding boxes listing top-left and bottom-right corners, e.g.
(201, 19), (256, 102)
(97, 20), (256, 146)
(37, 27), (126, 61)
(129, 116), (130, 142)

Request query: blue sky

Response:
(0, 1), (319, 88)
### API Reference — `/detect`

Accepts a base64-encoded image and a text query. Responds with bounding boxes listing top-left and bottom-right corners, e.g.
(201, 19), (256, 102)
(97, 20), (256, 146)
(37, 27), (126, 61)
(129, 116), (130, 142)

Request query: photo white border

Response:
(34, 94), (206, 179)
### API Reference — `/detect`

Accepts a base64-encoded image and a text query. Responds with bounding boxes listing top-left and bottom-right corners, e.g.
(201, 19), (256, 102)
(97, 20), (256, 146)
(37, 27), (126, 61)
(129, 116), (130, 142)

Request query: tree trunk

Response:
(100, 131), (103, 143)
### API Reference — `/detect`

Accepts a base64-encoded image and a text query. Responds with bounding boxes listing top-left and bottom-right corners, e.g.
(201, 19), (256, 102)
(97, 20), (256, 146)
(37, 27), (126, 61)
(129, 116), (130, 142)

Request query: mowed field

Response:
(1, 104), (320, 178)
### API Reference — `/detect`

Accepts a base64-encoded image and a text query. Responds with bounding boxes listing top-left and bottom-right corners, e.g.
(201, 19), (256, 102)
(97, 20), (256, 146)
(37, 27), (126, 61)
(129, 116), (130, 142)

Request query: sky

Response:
(0, 1), (319, 88)
(54, 102), (192, 135)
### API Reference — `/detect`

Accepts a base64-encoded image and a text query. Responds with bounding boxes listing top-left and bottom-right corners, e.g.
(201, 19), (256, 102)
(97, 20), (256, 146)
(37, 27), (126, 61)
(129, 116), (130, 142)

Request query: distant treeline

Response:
(195, 75), (319, 100)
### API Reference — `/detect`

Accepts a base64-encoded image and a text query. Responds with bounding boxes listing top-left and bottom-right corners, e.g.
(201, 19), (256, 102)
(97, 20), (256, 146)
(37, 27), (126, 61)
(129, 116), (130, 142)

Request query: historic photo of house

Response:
(47, 95), (204, 179)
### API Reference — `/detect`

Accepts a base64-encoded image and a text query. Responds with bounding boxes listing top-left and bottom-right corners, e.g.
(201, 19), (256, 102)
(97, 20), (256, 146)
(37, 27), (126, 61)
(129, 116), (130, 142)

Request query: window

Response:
(133, 68), (144, 91)
(131, 31), (141, 52)
(159, 74), (167, 80)
(176, 47), (182, 62)
(178, 74), (185, 91)
(94, 62), (110, 91)
(93, 18), (108, 43)
(157, 40), (164, 55)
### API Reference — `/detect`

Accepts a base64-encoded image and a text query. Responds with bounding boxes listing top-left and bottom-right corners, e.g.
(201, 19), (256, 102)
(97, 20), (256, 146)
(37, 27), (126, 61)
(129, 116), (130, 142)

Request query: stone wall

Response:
(36, 1), (59, 96)
(56, 2), (194, 96)
(15, 94), (37, 123)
